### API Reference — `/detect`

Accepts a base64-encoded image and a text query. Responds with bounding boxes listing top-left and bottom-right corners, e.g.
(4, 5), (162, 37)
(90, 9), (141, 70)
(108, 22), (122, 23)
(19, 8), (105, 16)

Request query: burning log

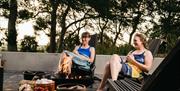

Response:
(59, 57), (72, 78)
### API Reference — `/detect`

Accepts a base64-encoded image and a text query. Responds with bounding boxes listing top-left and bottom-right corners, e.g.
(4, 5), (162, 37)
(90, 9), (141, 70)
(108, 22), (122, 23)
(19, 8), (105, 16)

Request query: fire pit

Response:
(23, 71), (46, 80)
(51, 75), (94, 87)
(56, 83), (86, 91)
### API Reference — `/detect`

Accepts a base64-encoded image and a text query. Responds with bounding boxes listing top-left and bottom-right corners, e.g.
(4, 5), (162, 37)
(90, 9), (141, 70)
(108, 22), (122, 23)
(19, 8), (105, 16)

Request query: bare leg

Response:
(65, 57), (73, 76)
(97, 61), (111, 91)
(109, 54), (122, 80)
(57, 52), (67, 72)
(97, 54), (123, 91)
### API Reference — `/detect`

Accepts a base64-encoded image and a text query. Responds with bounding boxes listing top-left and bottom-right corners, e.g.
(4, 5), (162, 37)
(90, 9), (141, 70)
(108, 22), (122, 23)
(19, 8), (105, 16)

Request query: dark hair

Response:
(81, 32), (91, 38)
(134, 33), (147, 48)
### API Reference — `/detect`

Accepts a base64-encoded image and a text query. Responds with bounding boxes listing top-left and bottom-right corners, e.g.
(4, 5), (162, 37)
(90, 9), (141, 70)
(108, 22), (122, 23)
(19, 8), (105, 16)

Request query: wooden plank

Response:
(116, 80), (129, 91)
(124, 78), (142, 91)
(120, 80), (138, 91)
(108, 79), (121, 91)
(124, 78), (142, 89)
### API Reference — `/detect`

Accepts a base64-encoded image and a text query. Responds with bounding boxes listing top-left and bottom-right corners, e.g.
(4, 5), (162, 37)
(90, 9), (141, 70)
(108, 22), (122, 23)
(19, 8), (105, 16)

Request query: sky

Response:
(0, 17), (49, 46)
(0, 0), (144, 47)
(0, 16), (135, 47)
(0, 14), (154, 47)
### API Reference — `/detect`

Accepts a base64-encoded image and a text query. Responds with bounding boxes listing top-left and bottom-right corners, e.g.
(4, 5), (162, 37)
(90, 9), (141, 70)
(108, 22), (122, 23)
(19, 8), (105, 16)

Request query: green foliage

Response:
(0, 0), (9, 9)
(34, 17), (48, 30)
(2, 10), (9, 18)
(96, 43), (134, 55)
(63, 33), (80, 51)
(118, 44), (134, 55)
(0, 37), (5, 47)
(96, 44), (117, 55)
(18, 9), (33, 20)
(20, 36), (38, 52)
(150, 0), (180, 53)
(95, 33), (134, 55)
(1, 0), (178, 54)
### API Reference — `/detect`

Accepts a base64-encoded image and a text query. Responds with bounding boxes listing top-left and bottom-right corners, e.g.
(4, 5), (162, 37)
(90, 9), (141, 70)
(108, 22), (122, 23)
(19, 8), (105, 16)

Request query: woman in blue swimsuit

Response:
(57, 32), (95, 76)
(97, 33), (153, 91)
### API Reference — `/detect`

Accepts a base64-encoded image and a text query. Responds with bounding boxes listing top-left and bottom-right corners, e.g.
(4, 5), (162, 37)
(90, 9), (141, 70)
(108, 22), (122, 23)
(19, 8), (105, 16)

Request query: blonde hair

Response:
(134, 33), (147, 48)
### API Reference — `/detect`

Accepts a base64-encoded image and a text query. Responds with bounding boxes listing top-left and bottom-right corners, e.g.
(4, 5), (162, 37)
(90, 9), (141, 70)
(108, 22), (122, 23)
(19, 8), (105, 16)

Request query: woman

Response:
(57, 32), (95, 77)
(97, 33), (153, 91)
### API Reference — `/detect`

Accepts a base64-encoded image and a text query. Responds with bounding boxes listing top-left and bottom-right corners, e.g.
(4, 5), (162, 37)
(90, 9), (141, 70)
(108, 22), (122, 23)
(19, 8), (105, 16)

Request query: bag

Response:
(72, 57), (91, 71)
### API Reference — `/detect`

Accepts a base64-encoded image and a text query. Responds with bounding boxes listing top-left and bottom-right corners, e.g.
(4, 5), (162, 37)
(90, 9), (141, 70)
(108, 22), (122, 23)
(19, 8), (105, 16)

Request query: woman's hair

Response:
(134, 33), (147, 48)
(81, 32), (91, 38)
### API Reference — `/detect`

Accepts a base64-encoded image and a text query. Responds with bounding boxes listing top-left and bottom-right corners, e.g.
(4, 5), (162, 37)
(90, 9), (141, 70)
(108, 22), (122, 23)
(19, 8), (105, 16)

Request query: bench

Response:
(108, 39), (180, 91)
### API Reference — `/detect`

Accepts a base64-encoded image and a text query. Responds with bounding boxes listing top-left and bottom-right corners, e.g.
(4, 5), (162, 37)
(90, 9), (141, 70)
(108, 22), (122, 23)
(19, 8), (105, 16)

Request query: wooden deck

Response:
(3, 71), (105, 91)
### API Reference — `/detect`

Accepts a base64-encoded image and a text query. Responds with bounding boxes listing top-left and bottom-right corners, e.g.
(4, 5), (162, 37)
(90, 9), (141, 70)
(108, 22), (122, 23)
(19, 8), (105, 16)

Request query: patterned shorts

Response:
(119, 57), (132, 77)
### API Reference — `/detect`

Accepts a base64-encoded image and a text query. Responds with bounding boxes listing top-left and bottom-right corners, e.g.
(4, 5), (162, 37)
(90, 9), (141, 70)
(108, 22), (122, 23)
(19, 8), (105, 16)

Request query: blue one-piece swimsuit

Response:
(120, 51), (145, 78)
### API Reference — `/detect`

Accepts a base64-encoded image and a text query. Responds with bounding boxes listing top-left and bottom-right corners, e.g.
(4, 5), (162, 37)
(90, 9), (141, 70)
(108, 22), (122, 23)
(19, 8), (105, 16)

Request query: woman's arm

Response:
(127, 50), (153, 72)
(89, 47), (95, 63)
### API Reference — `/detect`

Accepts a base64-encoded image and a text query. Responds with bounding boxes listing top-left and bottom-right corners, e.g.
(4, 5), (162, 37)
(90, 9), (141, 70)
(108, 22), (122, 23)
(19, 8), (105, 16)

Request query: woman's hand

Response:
(126, 54), (135, 64)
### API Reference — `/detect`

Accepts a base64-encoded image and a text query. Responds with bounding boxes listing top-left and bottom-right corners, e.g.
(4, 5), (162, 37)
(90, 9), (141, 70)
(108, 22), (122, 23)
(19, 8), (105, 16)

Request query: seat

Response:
(52, 34), (97, 87)
(71, 34), (97, 86)
(147, 39), (161, 56)
(108, 39), (180, 91)
(142, 39), (161, 81)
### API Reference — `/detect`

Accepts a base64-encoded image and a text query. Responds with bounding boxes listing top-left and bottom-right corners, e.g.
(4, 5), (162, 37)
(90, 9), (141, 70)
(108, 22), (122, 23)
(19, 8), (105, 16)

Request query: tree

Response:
(64, 33), (80, 51)
(8, 0), (17, 51)
(20, 36), (37, 52)
(1, 0), (34, 51)
(57, 5), (70, 52)
(97, 18), (109, 45)
(150, 0), (180, 51)
(112, 21), (124, 46)
(57, 3), (100, 52)
(0, 0), (9, 9)
(49, 0), (59, 53)
(29, 0), (58, 53)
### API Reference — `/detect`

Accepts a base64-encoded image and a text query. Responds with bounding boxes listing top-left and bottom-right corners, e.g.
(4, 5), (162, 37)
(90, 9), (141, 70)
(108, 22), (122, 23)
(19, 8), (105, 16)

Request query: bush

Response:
(118, 44), (134, 55)
(20, 36), (38, 52)
(96, 43), (134, 55)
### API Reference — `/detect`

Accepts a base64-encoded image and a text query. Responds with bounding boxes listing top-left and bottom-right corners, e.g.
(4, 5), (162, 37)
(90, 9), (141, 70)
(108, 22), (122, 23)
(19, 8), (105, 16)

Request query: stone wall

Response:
(1, 52), (163, 74)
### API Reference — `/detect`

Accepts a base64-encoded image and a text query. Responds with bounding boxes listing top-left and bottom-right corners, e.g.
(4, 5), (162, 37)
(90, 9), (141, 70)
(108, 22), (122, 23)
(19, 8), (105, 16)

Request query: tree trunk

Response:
(129, 12), (141, 44)
(8, 0), (17, 51)
(100, 29), (104, 44)
(113, 22), (122, 46)
(99, 18), (108, 44)
(58, 6), (70, 52)
(129, 30), (135, 45)
(49, 0), (58, 53)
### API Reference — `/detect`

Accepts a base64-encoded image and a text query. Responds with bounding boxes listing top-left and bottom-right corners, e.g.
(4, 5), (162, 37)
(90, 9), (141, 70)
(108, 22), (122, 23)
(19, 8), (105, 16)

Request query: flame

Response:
(59, 58), (72, 77)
